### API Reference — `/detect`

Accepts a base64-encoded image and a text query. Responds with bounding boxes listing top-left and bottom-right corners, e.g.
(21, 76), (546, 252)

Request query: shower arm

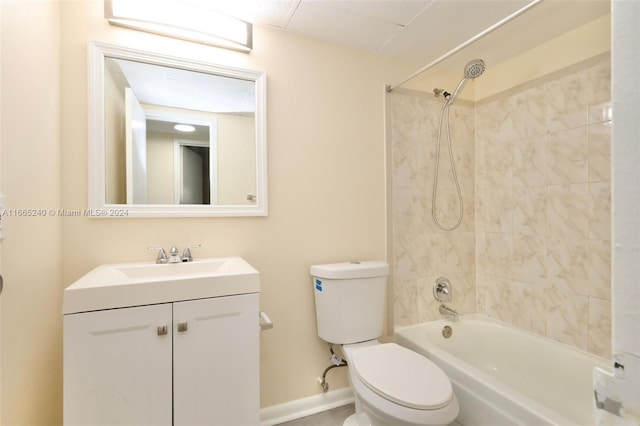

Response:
(385, 0), (544, 93)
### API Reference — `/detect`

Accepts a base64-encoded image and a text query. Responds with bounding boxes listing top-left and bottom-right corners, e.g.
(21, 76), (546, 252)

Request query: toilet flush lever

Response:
(259, 311), (273, 331)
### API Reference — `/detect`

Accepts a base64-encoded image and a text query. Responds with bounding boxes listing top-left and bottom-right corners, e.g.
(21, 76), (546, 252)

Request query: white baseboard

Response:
(260, 387), (354, 426)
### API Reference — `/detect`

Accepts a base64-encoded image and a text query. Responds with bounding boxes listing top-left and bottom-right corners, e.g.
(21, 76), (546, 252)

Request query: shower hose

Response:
(432, 101), (464, 231)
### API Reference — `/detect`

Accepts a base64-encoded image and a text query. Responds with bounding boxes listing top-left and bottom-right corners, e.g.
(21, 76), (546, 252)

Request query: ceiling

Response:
(108, 58), (256, 113)
(110, 0), (610, 128)
(192, 0), (610, 72)
(106, 57), (256, 137)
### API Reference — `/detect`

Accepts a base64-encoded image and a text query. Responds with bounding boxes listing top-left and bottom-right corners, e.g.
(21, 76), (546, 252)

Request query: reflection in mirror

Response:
(89, 42), (267, 217)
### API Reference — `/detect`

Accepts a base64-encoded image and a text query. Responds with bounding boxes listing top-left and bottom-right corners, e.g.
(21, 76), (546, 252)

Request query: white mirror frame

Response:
(88, 41), (267, 217)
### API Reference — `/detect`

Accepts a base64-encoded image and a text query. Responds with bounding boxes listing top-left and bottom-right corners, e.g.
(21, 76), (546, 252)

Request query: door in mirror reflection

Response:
(125, 88), (148, 204)
(180, 145), (207, 204)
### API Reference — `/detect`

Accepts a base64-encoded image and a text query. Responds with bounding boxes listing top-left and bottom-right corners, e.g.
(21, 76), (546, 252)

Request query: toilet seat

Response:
(343, 342), (459, 425)
(349, 343), (453, 410)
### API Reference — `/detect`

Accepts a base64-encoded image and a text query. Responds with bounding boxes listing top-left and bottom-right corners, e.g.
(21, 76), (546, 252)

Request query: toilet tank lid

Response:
(310, 261), (389, 279)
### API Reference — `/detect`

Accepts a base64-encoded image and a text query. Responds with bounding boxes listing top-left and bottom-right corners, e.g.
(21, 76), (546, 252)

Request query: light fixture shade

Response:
(105, 0), (252, 52)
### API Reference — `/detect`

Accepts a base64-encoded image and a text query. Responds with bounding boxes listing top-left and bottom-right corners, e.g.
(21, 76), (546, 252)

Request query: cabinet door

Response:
(63, 304), (172, 426)
(173, 294), (259, 426)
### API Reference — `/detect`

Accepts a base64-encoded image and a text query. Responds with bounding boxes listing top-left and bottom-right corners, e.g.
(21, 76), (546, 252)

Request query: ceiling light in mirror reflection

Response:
(174, 124), (196, 132)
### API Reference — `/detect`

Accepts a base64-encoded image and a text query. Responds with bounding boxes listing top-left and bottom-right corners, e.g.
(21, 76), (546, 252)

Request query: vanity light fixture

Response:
(105, 0), (252, 52)
(174, 124), (196, 133)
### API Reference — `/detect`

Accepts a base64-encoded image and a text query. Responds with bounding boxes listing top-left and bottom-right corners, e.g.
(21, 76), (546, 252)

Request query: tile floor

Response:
(275, 404), (463, 426)
(275, 404), (355, 426)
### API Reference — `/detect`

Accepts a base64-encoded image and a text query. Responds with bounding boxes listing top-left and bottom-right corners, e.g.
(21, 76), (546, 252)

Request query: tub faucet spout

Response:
(439, 304), (459, 322)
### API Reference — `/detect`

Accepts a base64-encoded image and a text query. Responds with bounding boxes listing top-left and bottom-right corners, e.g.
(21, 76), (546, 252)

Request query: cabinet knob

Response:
(157, 325), (168, 336)
(177, 322), (188, 333)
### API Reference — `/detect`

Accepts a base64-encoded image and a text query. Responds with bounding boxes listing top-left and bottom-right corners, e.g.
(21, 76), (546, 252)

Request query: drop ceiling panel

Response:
(284, 1), (432, 52)
(191, 0), (610, 73)
(285, 3), (394, 51)
(245, 0), (300, 28)
(378, 0), (530, 63)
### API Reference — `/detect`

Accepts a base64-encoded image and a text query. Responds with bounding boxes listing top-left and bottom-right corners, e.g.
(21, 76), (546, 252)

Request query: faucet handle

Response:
(182, 244), (201, 262)
(433, 277), (453, 303)
(148, 247), (168, 264)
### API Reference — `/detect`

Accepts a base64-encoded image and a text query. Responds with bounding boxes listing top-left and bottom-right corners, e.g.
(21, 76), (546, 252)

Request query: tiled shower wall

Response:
(390, 93), (477, 326)
(390, 56), (611, 359)
(475, 57), (611, 358)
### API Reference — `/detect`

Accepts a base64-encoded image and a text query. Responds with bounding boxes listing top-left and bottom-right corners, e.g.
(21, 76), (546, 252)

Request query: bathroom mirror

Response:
(88, 41), (267, 217)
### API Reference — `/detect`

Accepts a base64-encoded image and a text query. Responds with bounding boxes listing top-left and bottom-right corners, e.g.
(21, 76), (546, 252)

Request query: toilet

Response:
(311, 261), (459, 426)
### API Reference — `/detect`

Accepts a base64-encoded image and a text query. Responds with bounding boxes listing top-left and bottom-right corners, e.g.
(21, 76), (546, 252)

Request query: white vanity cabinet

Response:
(63, 293), (259, 426)
(173, 294), (259, 425)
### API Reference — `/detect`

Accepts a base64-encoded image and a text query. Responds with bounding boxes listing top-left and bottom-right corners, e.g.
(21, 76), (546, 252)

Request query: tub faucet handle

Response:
(433, 277), (453, 303)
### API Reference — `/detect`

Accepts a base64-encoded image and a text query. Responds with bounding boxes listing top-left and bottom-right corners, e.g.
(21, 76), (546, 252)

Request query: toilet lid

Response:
(350, 343), (453, 410)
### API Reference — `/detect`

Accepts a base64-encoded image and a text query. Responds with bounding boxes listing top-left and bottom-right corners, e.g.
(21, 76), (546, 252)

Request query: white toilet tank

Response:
(311, 261), (389, 344)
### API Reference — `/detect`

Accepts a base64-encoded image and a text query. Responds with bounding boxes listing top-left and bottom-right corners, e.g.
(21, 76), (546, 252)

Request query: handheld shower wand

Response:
(444, 59), (485, 106)
(432, 59), (486, 231)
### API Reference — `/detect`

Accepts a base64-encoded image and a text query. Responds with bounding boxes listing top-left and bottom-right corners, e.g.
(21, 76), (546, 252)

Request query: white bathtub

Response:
(395, 315), (611, 426)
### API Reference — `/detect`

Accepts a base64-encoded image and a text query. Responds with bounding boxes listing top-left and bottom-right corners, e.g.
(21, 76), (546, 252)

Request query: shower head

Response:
(445, 58), (485, 106)
(464, 59), (486, 79)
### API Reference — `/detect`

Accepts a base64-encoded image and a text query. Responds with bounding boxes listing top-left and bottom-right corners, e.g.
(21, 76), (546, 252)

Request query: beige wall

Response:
(105, 63), (126, 204)
(0, 1), (418, 423)
(56, 1), (414, 423)
(477, 15), (611, 101)
(1, 2), (612, 424)
(0, 1), (3, 421)
(217, 114), (256, 205)
(1, 1), (62, 424)
(146, 131), (177, 204)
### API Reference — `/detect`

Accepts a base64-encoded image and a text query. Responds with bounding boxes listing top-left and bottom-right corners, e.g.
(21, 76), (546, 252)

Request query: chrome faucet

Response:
(148, 247), (168, 264)
(181, 244), (201, 262)
(168, 246), (182, 263)
(149, 245), (201, 263)
(439, 304), (459, 322)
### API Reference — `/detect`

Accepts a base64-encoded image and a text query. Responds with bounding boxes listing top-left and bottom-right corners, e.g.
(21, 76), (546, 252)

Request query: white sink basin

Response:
(114, 258), (249, 280)
(63, 257), (259, 314)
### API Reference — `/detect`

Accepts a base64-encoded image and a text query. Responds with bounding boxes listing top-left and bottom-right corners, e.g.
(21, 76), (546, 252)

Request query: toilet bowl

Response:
(341, 341), (459, 426)
(310, 261), (459, 426)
